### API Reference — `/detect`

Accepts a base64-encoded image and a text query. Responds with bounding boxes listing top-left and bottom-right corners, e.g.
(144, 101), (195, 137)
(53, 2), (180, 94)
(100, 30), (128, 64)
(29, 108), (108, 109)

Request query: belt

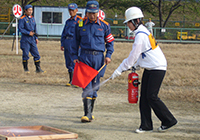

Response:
(81, 50), (103, 55)
(65, 36), (73, 40)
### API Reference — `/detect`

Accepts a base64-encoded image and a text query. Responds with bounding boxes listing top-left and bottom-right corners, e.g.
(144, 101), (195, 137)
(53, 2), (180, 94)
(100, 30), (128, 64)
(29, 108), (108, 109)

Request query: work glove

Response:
(134, 65), (140, 70)
(111, 66), (122, 80)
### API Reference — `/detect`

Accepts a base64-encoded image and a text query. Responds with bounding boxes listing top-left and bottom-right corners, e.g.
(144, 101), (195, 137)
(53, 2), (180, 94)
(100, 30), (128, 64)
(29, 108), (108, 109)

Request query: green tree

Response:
(69, 0), (182, 27)
(21, 0), (49, 9)
(1, 0), (199, 27)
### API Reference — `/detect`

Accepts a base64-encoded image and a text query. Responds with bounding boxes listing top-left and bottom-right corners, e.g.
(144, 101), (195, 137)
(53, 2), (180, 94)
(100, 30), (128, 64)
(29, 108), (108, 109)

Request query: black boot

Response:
(35, 60), (45, 73)
(81, 97), (92, 123)
(23, 60), (30, 73)
(66, 72), (73, 86)
(91, 97), (96, 120)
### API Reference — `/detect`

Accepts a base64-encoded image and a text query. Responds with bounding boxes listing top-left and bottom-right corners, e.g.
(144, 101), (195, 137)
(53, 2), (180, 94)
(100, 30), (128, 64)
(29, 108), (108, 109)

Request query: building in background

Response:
(34, 6), (86, 36)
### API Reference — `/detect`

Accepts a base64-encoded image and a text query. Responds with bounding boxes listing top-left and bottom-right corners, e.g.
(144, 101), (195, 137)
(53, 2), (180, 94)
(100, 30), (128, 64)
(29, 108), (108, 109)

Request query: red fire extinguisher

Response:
(127, 67), (140, 104)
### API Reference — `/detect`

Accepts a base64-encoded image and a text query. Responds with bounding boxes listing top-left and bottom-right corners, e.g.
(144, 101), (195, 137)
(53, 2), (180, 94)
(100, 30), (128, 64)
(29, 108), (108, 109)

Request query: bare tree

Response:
(149, 0), (182, 27)
(19, 0), (185, 28)
(69, 0), (131, 11)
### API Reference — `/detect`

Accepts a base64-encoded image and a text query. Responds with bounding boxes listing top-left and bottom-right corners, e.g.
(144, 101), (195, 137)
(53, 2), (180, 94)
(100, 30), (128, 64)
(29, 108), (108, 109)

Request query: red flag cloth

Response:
(72, 61), (99, 88)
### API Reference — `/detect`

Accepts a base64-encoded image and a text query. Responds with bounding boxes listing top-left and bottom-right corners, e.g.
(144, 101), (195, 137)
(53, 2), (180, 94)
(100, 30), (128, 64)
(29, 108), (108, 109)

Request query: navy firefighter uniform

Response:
(18, 5), (45, 73)
(61, 3), (82, 86)
(71, 1), (114, 122)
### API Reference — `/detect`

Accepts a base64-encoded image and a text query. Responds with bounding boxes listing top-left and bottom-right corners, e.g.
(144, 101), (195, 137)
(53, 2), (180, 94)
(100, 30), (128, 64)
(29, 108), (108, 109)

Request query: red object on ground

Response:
(72, 61), (99, 88)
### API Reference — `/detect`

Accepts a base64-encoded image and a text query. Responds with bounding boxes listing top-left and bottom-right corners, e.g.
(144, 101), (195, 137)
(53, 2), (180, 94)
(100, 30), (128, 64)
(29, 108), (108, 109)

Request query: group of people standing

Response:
(62, 1), (114, 123)
(18, 0), (177, 134)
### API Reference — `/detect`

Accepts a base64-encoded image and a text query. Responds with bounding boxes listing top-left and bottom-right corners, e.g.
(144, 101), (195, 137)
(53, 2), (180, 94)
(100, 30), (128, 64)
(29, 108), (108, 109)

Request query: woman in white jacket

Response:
(111, 7), (177, 133)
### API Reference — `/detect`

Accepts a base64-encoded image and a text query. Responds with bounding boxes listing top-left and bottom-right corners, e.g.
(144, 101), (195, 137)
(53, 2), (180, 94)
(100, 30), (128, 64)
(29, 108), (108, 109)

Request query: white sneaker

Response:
(158, 121), (177, 132)
(157, 124), (176, 132)
(157, 126), (168, 132)
(135, 128), (153, 133)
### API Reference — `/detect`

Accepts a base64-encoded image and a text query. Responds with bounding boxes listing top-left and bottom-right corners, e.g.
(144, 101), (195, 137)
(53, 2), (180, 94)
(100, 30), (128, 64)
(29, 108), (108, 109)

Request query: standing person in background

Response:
(111, 7), (177, 133)
(145, 18), (155, 35)
(83, 9), (88, 20)
(72, 1), (114, 123)
(19, 5), (45, 73)
(61, 3), (82, 86)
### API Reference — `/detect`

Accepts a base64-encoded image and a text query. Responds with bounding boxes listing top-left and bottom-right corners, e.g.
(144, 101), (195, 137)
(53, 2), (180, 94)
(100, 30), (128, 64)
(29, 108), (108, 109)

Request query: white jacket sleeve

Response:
(117, 40), (143, 73)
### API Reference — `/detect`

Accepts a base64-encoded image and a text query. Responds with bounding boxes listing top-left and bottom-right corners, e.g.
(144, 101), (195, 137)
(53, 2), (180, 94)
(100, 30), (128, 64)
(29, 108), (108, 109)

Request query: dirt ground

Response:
(0, 78), (200, 140)
(0, 39), (200, 140)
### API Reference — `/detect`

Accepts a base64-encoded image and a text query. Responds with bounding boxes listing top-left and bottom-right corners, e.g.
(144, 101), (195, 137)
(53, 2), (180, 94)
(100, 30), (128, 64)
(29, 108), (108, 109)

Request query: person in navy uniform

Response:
(19, 5), (45, 73)
(72, 1), (114, 123)
(61, 3), (82, 86)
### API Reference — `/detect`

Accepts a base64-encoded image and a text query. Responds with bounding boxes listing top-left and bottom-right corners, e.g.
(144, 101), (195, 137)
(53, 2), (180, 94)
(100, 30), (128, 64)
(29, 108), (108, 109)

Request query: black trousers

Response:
(139, 69), (177, 130)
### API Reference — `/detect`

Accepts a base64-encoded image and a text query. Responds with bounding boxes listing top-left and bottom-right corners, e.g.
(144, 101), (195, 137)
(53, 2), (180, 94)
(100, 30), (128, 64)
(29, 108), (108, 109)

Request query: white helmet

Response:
(123, 7), (144, 24)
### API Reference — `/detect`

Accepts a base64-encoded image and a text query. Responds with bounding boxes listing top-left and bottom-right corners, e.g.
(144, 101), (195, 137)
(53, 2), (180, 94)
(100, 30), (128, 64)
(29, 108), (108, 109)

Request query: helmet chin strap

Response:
(131, 20), (138, 30)
(131, 18), (142, 31)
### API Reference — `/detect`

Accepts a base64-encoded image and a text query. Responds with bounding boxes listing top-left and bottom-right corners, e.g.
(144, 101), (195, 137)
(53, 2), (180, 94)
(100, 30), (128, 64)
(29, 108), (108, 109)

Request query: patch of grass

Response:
(0, 40), (199, 103)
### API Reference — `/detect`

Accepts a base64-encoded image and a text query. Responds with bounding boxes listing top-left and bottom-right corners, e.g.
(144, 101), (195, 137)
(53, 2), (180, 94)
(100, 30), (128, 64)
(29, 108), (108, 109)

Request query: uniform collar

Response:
(70, 15), (78, 21)
(85, 17), (101, 25)
(134, 24), (150, 36)
(134, 24), (144, 34)
(26, 15), (32, 18)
